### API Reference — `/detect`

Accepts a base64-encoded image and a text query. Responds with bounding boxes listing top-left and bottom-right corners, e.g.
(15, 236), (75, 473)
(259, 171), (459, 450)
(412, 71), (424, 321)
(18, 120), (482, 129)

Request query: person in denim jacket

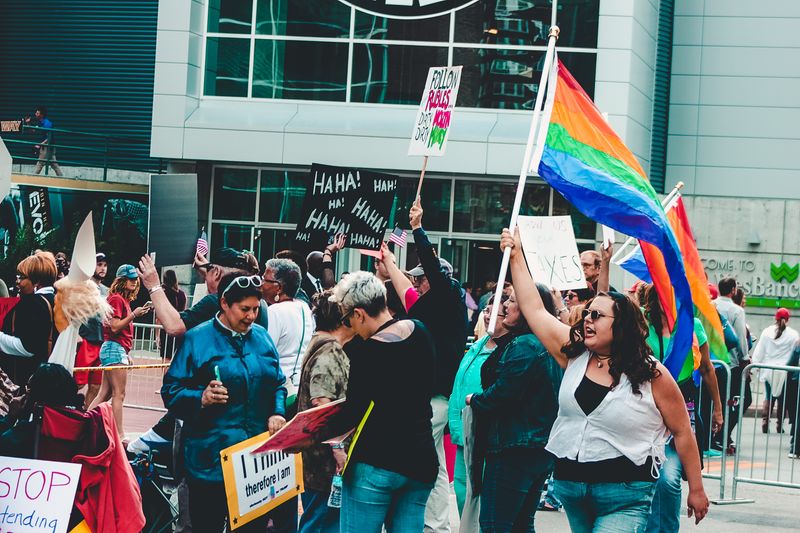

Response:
(162, 273), (287, 532)
(467, 284), (563, 532)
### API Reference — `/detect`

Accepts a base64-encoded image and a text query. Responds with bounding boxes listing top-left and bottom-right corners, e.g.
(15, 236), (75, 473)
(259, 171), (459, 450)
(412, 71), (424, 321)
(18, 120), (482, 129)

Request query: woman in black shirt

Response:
(0, 252), (58, 385)
(326, 271), (437, 533)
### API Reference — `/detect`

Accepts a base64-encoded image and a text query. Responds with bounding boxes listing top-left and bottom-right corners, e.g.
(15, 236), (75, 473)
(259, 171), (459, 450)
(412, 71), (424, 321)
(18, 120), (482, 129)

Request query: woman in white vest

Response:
(500, 228), (708, 532)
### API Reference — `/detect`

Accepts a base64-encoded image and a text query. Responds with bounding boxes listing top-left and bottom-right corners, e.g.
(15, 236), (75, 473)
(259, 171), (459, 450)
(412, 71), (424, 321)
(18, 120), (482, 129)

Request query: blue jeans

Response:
(300, 489), (339, 533)
(479, 448), (552, 533)
(646, 442), (682, 532)
(554, 479), (657, 533)
(340, 463), (433, 533)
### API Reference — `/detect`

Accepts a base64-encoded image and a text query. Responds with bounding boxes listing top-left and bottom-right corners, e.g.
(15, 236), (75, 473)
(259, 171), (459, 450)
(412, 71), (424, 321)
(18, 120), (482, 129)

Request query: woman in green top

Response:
(642, 284), (723, 532)
(448, 295), (509, 515)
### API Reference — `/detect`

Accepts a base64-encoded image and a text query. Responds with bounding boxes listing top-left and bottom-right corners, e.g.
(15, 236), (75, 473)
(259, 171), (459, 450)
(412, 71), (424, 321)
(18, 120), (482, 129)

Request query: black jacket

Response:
(409, 228), (468, 397)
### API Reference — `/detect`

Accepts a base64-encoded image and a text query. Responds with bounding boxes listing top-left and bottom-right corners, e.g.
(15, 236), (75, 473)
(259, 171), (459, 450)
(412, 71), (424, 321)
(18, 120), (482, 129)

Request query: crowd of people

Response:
(2, 196), (800, 532)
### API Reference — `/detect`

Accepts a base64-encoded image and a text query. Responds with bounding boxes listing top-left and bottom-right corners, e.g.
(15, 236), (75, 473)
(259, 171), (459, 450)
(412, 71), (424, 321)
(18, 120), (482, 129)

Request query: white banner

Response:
(517, 215), (587, 291)
(408, 66), (462, 157)
(0, 456), (81, 533)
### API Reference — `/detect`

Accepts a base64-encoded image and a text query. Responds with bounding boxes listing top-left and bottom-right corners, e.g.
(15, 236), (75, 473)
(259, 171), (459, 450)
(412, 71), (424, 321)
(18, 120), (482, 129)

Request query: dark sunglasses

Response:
(341, 309), (355, 328)
(581, 308), (615, 321)
(195, 262), (216, 272)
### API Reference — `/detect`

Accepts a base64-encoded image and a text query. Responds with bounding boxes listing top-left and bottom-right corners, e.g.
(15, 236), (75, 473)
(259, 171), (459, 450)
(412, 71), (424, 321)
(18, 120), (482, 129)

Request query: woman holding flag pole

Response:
(500, 227), (709, 530)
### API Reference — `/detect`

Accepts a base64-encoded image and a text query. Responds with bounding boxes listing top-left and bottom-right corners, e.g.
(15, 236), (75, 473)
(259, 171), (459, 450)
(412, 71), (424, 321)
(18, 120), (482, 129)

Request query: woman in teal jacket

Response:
(448, 295), (508, 514)
(162, 273), (287, 532)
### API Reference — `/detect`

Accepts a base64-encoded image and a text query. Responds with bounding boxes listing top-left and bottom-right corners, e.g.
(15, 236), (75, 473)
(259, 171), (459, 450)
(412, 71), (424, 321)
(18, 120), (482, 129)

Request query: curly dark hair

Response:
(561, 291), (658, 394)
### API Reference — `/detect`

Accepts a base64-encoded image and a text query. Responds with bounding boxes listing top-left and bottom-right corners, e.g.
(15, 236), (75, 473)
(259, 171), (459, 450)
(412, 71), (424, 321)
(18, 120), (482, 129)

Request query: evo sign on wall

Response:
(339, 0), (478, 19)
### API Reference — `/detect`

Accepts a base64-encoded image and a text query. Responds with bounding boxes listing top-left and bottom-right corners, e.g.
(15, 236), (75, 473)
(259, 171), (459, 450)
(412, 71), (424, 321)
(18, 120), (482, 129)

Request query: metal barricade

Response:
(696, 360), (732, 501)
(720, 363), (800, 504)
(123, 323), (178, 413)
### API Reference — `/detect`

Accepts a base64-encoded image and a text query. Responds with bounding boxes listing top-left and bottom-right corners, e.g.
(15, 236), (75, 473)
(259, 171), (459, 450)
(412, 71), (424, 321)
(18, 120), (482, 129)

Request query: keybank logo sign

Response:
(771, 263), (800, 283)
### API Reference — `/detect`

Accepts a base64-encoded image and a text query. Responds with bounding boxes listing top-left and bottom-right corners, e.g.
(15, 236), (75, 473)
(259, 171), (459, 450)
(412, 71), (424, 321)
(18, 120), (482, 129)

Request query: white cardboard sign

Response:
(0, 456), (82, 533)
(408, 65), (462, 157)
(220, 432), (303, 530)
(517, 215), (587, 290)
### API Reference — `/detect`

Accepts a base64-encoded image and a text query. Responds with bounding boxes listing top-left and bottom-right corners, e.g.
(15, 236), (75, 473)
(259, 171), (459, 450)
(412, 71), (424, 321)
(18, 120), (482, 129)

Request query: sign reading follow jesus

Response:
(0, 456), (81, 533)
(409, 66), (462, 157)
(517, 215), (587, 291)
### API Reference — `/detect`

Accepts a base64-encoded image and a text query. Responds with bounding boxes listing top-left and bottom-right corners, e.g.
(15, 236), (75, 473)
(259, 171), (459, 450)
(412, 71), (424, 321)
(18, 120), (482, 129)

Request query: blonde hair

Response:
(54, 277), (113, 327)
(109, 276), (140, 301)
(17, 251), (57, 287)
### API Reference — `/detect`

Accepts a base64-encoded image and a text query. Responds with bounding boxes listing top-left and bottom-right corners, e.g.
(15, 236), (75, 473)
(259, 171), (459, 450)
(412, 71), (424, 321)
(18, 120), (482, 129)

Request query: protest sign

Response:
(408, 66), (462, 157)
(517, 215), (586, 291)
(253, 399), (346, 454)
(221, 433), (303, 530)
(0, 456), (81, 533)
(294, 164), (398, 251)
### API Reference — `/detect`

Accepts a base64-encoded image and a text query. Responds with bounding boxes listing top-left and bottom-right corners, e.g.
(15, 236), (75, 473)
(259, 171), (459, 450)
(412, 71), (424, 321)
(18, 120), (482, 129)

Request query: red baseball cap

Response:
(775, 308), (790, 321)
(708, 283), (719, 300)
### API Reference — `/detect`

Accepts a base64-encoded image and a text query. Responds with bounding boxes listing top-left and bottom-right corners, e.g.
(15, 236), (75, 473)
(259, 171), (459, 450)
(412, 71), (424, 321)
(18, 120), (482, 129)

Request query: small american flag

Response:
(196, 228), (209, 256)
(389, 227), (407, 248)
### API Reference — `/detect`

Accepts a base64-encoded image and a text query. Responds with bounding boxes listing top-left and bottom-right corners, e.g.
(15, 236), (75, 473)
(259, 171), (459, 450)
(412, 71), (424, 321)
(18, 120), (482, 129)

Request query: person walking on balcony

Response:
(26, 105), (63, 176)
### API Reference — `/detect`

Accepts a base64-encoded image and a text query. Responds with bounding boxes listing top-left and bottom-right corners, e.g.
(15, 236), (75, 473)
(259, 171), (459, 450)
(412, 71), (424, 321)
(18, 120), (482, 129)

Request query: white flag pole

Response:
(487, 26), (560, 336)
(609, 181), (686, 264)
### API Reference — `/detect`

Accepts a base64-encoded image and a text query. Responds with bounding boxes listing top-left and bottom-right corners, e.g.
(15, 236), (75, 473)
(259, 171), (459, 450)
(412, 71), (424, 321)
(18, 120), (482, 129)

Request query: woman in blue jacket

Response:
(467, 284), (563, 533)
(162, 272), (287, 532)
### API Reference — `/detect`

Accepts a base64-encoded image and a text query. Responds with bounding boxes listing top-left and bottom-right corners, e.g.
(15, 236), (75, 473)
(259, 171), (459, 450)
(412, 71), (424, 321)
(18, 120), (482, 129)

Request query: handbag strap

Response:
(289, 305), (306, 383)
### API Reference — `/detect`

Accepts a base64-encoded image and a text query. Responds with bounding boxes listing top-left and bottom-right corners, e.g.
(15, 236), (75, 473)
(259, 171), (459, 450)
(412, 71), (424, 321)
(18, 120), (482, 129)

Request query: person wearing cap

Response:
(134, 247), (269, 532)
(89, 264), (151, 440)
(72, 252), (111, 407)
(137, 247), (265, 338)
(93, 252), (109, 296)
(752, 308), (800, 434)
(378, 198), (467, 533)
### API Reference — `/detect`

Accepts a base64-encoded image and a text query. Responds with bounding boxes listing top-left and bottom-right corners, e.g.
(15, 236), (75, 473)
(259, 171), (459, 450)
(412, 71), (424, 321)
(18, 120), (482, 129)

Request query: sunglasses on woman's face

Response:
(582, 308), (615, 322)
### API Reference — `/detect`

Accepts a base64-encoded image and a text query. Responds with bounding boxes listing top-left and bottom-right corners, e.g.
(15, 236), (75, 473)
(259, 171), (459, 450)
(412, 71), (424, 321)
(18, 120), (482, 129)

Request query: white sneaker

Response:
(788, 453), (799, 459)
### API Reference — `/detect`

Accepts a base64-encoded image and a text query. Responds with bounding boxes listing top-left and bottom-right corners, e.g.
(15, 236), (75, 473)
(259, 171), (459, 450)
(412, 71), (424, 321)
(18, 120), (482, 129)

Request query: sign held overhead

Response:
(517, 215), (587, 291)
(294, 164), (398, 252)
(409, 66), (462, 157)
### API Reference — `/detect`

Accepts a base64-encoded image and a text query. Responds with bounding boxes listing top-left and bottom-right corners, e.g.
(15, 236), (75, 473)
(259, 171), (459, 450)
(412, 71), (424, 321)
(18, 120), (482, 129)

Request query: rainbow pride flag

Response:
(535, 57), (694, 377)
(666, 197), (729, 365)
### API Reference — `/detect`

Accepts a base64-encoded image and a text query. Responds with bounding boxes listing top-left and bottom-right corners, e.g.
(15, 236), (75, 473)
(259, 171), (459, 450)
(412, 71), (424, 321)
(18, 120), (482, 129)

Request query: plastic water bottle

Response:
(327, 474), (343, 508)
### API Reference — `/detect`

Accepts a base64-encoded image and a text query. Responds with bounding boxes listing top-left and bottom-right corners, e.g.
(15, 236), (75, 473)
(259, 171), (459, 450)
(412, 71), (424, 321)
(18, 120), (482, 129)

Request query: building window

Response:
(202, 0), (600, 108)
(212, 167), (258, 220)
(258, 170), (307, 223)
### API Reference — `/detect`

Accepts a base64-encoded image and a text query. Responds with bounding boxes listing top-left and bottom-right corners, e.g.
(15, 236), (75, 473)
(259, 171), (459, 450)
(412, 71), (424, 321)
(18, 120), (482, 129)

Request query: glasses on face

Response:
(483, 307), (507, 317)
(221, 275), (262, 297)
(413, 275), (427, 285)
(262, 277), (280, 285)
(567, 292), (578, 300)
(15, 273), (27, 281)
(340, 309), (355, 328)
(195, 263), (216, 272)
(582, 308), (615, 322)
